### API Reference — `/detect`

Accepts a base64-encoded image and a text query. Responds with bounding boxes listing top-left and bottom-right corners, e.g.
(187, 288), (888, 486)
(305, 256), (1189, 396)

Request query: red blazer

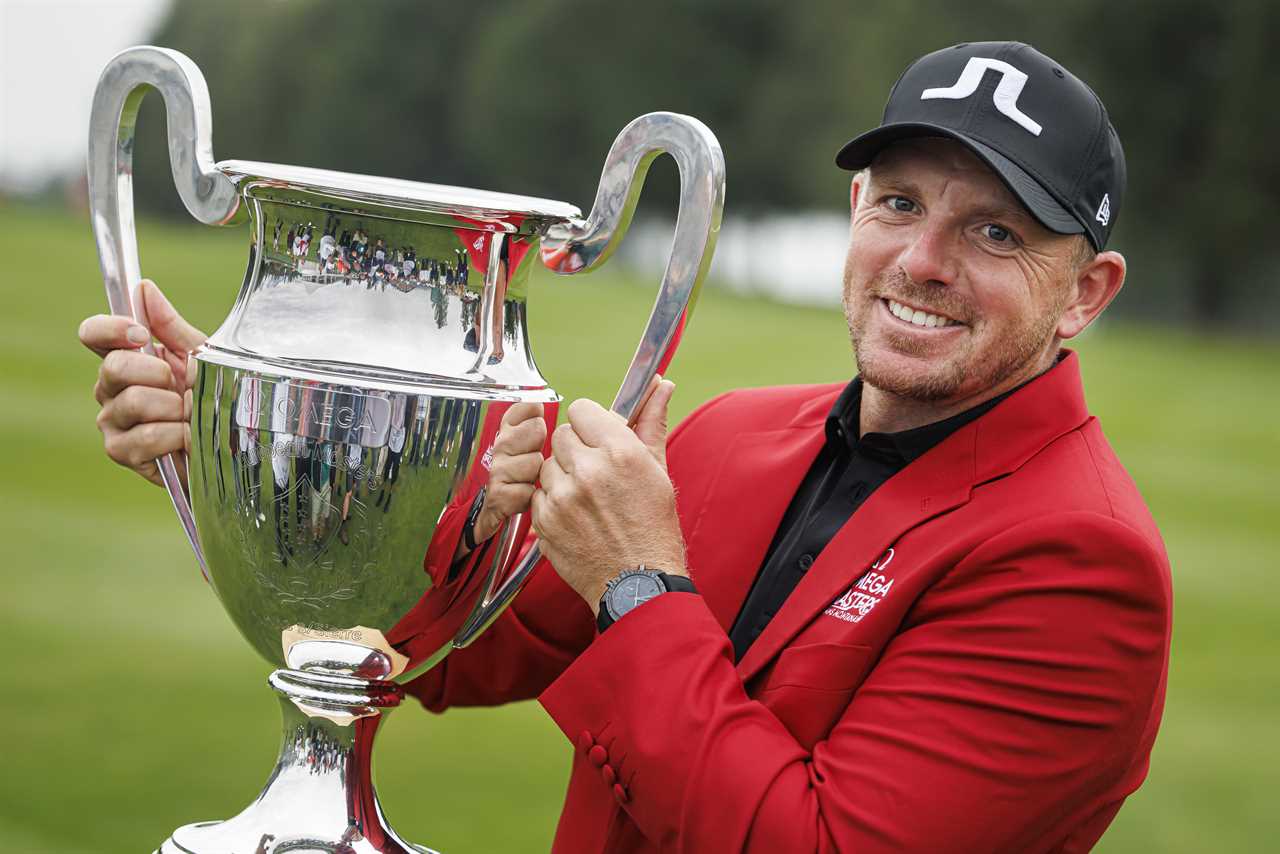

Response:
(407, 351), (1172, 853)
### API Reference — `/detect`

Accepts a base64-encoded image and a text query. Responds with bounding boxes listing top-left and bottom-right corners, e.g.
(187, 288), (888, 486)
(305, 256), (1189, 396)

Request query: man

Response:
(318, 229), (337, 267)
(80, 42), (1169, 853)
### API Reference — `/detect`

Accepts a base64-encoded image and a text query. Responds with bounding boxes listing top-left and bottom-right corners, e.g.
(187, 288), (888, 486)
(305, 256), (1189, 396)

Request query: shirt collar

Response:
(825, 375), (1023, 465)
(824, 377), (863, 453)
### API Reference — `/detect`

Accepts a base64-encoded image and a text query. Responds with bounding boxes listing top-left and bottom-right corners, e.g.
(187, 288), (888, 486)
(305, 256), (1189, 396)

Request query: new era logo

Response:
(921, 57), (1043, 136)
(1095, 194), (1111, 227)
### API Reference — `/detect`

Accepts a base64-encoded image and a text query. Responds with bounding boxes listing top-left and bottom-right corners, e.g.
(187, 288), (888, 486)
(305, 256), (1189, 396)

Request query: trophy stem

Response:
(158, 670), (434, 854)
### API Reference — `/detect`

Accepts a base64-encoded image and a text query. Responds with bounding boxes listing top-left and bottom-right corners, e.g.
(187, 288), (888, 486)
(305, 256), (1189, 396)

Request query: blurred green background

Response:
(3, 0), (1279, 851)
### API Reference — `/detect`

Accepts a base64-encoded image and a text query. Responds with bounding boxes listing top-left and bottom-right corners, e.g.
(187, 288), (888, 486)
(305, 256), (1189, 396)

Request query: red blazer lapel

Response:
(734, 428), (976, 683)
(971, 350), (1090, 484)
(733, 351), (1092, 684)
(687, 391), (838, 632)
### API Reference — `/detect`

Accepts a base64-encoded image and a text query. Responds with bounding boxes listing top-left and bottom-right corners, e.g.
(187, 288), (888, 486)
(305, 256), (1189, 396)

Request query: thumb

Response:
(633, 377), (675, 468)
(138, 279), (207, 355)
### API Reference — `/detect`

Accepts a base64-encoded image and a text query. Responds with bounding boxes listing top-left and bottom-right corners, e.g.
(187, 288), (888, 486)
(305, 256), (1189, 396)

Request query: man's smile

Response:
(879, 297), (967, 331)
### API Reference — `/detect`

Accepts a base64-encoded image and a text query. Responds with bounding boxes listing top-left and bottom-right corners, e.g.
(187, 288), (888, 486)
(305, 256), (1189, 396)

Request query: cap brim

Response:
(835, 123), (1084, 236)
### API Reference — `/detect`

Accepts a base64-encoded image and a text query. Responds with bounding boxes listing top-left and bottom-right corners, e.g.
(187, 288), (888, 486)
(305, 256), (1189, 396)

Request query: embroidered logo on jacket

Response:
(824, 548), (896, 623)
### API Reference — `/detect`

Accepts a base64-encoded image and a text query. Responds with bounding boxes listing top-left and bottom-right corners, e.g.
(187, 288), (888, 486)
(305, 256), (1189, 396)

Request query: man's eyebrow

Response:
(867, 174), (923, 198)
(968, 199), (1036, 227)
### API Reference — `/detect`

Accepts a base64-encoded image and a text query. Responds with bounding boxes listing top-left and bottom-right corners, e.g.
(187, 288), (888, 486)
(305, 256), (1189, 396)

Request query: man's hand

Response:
(77, 280), (205, 487)
(454, 402), (549, 562)
(531, 377), (686, 614)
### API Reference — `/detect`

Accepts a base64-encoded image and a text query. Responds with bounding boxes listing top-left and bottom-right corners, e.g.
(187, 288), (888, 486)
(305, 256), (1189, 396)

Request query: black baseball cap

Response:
(836, 41), (1125, 251)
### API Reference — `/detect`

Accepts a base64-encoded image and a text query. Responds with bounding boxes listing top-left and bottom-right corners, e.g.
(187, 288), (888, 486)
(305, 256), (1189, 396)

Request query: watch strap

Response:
(657, 572), (697, 595)
(461, 486), (487, 553)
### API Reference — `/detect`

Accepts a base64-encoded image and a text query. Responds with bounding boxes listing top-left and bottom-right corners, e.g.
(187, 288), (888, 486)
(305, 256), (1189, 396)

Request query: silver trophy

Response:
(88, 46), (724, 853)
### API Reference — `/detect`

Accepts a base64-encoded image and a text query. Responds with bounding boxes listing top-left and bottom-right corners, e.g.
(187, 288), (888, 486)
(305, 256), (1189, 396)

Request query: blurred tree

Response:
(1045, 0), (1280, 326)
(126, 0), (1279, 330)
(132, 0), (495, 212)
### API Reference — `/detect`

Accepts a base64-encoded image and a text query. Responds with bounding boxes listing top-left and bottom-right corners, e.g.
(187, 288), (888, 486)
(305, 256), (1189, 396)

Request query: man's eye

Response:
(888, 196), (916, 213)
(983, 224), (1013, 243)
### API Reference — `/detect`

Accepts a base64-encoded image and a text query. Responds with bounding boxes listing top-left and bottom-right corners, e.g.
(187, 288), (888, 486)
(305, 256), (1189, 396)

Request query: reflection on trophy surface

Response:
(88, 46), (723, 853)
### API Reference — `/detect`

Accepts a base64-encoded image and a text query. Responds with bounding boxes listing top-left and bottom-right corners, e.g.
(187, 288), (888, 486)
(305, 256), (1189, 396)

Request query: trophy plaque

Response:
(88, 46), (724, 853)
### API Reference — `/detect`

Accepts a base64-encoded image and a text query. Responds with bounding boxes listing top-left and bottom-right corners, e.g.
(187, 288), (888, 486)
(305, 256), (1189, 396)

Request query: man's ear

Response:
(1057, 250), (1126, 340)
(850, 172), (865, 211)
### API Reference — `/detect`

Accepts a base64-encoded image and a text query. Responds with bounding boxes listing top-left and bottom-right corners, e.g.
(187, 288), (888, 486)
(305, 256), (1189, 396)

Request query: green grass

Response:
(1, 201), (1276, 852)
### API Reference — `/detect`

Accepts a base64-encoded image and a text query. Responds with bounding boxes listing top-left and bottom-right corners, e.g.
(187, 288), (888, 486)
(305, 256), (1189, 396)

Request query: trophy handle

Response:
(87, 46), (241, 579)
(454, 112), (725, 647)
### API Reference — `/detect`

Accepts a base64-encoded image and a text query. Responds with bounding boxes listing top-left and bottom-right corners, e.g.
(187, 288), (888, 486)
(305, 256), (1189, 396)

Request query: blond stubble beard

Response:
(841, 254), (1067, 403)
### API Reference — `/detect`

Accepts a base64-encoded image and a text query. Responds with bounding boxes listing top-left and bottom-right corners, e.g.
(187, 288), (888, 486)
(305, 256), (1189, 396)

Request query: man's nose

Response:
(898, 221), (956, 288)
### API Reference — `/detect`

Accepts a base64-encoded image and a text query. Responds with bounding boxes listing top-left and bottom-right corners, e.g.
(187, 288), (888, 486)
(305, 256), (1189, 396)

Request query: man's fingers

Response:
(495, 414), (547, 456)
(139, 279), (207, 354)
(500, 401), (545, 430)
(492, 450), (544, 486)
(98, 385), (184, 432)
(538, 454), (569, 494)
(632, 374), (663, 424)
(157, 345), (190, 391)
(529, 487), (548, 535)
(485, 482), (536, 519)
(98, 349), (178, 399)
(565, 398), (630, 448)
(103, 421), (186, 469)
(78, 314), (150, 358)
(550, 421), (591, 472)
(79, 280), (206, 364)
(633, 377), (675, 462)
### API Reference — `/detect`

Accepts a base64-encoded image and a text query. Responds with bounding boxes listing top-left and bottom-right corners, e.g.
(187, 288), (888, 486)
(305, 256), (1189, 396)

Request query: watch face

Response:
(608, 572), (664, 619)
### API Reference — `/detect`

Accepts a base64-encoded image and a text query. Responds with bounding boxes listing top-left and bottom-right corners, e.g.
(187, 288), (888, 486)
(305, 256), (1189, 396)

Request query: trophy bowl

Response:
(88, 46), (724, 854)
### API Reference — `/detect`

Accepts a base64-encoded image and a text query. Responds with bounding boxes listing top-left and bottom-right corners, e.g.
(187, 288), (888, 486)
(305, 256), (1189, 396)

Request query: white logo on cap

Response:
(921, 57), (1043, 136)
(1095, 193), (1111, 227)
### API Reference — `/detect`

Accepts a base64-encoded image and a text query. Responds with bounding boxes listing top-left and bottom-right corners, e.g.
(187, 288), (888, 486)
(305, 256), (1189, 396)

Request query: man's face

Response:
(842, 138), (1082, 403)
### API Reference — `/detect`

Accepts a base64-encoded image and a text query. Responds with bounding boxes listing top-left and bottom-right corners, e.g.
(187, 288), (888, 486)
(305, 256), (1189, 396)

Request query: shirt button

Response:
(601, 764), (617, 786)
(588, 745), (608, 767)
(613, 783), (630, 804)
(798, 553), (814, 570)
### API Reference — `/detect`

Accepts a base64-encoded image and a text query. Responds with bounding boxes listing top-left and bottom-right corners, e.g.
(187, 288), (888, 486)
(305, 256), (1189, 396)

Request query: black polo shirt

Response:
(727, 377), (1014, 661)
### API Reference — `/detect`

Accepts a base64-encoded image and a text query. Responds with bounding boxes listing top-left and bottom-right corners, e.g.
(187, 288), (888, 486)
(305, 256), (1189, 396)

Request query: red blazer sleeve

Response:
(539, 511), (1170, 853)
(406, 542), (596, 711)
(405, 397), (593, 710)
(405, 394), (730, 713)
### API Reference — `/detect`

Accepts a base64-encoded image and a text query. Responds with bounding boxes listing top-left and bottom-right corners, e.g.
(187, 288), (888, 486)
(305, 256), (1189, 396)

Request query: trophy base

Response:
(155, 669), (436, 854)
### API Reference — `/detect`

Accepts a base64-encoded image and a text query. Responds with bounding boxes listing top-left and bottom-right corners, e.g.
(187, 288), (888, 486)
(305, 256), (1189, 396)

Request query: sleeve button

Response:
(613, 783), (629, 804)
(588, 745), (608, 767)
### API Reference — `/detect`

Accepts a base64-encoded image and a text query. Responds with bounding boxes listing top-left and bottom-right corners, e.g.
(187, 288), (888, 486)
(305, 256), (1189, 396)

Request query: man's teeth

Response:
(887, 299), (957, 328)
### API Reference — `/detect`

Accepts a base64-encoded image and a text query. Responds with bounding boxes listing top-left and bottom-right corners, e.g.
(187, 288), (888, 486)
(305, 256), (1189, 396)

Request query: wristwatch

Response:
(596, 566), (698, 633)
